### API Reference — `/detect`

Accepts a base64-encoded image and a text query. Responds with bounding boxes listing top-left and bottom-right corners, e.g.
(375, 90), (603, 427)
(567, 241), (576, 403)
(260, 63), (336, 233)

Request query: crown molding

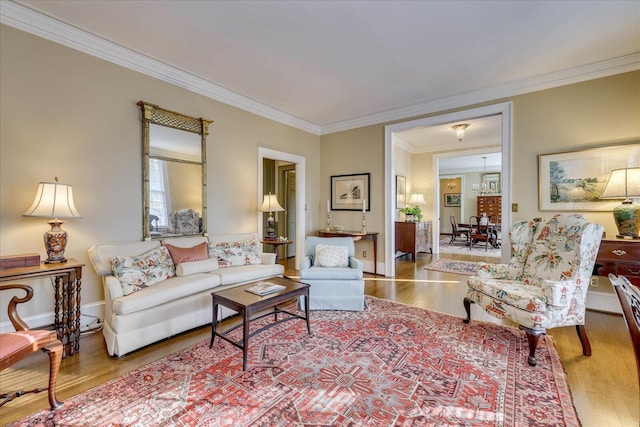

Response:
(319, 53), (640, 135)
(0, 1), (322, 135)
(2, 1), (638, 137)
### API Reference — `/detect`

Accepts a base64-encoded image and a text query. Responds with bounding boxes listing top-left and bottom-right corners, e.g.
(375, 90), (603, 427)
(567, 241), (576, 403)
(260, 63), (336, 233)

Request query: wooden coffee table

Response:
(209, 276), (311, 371)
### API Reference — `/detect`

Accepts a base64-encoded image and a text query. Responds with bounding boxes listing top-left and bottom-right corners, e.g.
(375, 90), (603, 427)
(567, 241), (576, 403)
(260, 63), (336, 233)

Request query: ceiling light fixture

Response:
(452, 124), (469, 142)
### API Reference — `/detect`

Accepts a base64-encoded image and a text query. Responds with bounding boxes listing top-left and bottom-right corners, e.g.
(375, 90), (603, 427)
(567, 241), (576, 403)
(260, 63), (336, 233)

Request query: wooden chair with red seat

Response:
(0, 284), (63, 409)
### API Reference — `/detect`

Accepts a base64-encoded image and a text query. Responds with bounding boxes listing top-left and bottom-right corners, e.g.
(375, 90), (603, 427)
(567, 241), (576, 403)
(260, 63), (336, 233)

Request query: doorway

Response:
(258, 147), (306, 270)
(384, 102), (512, 277)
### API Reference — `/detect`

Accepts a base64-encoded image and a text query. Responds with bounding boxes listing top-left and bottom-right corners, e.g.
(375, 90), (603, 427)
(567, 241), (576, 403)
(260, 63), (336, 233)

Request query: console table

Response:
(318, 230), (378, 275)
(0, 259), (84, 358)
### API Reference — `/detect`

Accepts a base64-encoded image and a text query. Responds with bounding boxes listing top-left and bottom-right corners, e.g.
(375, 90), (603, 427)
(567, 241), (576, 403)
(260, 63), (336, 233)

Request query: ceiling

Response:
(3, 1), (639, 136)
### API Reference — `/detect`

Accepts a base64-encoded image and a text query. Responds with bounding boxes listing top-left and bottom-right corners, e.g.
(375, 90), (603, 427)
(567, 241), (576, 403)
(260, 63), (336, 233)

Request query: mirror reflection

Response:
(138, 101), (211, 240)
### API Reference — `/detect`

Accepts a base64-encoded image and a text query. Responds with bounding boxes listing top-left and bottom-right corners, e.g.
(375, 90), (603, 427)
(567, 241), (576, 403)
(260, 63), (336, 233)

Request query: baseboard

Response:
(586, 290), (621, 314)
(0, 300), (105, 333)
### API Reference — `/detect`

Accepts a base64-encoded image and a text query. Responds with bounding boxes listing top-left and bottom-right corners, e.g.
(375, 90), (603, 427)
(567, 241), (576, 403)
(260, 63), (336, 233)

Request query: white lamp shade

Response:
(259, 193), (284, 213)
(24, 182), (81, 218)
(601, 168), (640, 199)
(409, 193), (426, 205)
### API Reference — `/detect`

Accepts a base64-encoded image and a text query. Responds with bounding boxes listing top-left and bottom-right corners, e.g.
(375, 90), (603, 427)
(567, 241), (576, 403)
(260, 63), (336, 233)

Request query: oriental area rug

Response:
(425, 259), (481, 276)
(11, 297), (579, 427)
(439, 238), (502, 258)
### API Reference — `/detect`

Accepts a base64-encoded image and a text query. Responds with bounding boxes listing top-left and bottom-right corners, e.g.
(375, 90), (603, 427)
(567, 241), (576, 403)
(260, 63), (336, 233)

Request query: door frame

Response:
(384, 102), (512, 277)
(258, 147), (306, 270)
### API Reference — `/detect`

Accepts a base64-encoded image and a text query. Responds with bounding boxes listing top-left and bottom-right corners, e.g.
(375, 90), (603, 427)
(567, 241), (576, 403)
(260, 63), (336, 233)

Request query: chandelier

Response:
(472, 156), (488, 195)
(452, 124), (469, 142)
(447, 179), (456, 190)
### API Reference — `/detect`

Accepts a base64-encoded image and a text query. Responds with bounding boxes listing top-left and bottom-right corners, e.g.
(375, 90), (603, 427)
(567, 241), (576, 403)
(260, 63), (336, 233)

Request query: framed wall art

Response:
(396, 175), (406, 209)
(331, 173), (370, 211)
(444, 193), (461, 207)
(483, 172), (501, 193)
(538, 143), (640, 211)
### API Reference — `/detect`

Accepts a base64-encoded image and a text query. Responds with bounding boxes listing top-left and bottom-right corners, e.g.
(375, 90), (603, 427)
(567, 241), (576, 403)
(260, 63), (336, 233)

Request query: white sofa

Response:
(88, 233), (284, 356)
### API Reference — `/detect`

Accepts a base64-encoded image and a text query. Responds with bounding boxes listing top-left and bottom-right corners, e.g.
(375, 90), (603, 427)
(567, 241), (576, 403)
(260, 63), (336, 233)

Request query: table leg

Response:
(73, 268), (82, 354)
(304, 290), (311, 335)
(372, 235), (377, 275)
(242, 307), (249, 371)
(210, 301), (219, 348)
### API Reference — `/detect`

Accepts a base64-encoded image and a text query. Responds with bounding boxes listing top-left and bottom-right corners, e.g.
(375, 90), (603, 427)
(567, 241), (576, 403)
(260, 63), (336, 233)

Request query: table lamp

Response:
(600, 167), (640, 239)
(259, 192), (284, 239)
(23, 180), (81, 263)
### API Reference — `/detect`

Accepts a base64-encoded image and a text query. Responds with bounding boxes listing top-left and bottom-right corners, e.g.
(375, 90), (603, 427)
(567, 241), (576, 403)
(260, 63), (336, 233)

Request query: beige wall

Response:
(0, 25), (320, 324)
(320, 71), (640, 263)
(2, 23), (639, 326)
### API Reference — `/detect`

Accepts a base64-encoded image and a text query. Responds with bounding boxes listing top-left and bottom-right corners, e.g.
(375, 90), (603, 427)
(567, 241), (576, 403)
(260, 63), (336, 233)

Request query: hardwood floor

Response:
(2, 251), (638, 426)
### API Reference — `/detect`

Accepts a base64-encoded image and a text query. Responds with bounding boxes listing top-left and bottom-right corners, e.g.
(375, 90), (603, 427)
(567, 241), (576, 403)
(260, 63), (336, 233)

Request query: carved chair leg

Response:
(521, 327), (545, 367)
(576, 324), (592, 357)
(463, 297), (473, 323)
(43, 341), (64, 409)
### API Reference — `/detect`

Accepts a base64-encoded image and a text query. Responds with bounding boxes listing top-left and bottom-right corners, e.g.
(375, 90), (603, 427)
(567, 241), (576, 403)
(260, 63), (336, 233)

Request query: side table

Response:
(0, 259), (84, 358)
(319, 230), (379, 275)
(261, 239), (292, 263)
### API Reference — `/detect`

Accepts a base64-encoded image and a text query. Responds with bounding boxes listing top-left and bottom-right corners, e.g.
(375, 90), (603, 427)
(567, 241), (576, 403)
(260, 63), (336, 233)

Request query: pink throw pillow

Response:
(164, 242), (209, 265)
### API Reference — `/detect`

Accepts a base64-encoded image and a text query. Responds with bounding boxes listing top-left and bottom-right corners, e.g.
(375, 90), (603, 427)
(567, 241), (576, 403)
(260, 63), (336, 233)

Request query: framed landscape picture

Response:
(538, 143), (640, 211)
(331, 173), (370, 211)
(444, 193), (461, 207)
(396, 175), (406, 209)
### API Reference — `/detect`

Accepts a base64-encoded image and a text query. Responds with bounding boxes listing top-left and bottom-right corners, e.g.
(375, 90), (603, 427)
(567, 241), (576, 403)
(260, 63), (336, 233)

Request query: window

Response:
(149, 159), (171, 227)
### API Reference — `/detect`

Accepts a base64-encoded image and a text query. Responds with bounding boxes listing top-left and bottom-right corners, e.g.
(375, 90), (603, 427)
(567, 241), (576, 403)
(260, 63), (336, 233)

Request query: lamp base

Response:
(612, 201), (640, 240)
(44, 219), (68, 264)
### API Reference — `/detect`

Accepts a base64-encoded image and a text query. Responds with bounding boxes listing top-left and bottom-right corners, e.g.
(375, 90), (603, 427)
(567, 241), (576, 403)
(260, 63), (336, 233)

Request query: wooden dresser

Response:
(594, 239), (640, 286)
(395, 221), (432, 262)
(477, 195), (502, 224)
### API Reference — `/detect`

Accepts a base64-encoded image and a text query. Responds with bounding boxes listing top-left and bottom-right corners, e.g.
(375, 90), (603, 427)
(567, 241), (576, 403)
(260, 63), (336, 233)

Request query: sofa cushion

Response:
(110, 246), (175, 296)
(215, 264), (284, 285)
(164, 241), (209, 265)
(209, 238), (261, 268)
(467, 276), (547, 313)
(314, 244), (349, 268)
(112, 273), (221, 315)
(176, 258), (219, 276)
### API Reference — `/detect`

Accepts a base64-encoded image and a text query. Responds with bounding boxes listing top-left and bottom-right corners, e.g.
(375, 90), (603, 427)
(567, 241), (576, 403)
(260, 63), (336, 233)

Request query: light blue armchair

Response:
(298, 236), (366, 311)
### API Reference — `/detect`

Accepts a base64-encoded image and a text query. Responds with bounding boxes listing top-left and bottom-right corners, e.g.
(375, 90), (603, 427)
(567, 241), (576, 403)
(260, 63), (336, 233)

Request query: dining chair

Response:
(449, 215), (469, 245)
(468, 215), (491, 251)
(610, 274), (640, 409)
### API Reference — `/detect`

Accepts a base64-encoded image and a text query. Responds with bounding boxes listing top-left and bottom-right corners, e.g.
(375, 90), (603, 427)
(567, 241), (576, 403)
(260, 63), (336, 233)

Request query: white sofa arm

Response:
(300, 256), (311, 270)
(349, 257), (363, 270)
(104, 275), (124, 300)
(260, 252), (276, 265)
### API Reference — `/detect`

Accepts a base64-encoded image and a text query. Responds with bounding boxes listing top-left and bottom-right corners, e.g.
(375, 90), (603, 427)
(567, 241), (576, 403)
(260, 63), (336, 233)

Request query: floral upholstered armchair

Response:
(464, 214), (604, 366)
(299, 236), (366, 311)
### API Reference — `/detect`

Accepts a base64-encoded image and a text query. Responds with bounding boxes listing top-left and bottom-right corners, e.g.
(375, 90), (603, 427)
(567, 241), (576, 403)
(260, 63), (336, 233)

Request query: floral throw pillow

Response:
(314, 244), (349, 268)
(110, 246), (175, 295)
(208, 239), (261, 268)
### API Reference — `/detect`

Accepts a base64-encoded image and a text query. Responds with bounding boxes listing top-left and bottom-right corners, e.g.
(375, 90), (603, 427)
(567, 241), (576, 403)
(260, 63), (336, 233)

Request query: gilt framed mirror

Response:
(138, 101), (212, 240)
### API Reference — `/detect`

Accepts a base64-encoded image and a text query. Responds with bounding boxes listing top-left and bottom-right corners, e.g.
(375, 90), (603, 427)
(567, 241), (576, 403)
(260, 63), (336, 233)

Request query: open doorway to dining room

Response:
(384, 102), (512, 278)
